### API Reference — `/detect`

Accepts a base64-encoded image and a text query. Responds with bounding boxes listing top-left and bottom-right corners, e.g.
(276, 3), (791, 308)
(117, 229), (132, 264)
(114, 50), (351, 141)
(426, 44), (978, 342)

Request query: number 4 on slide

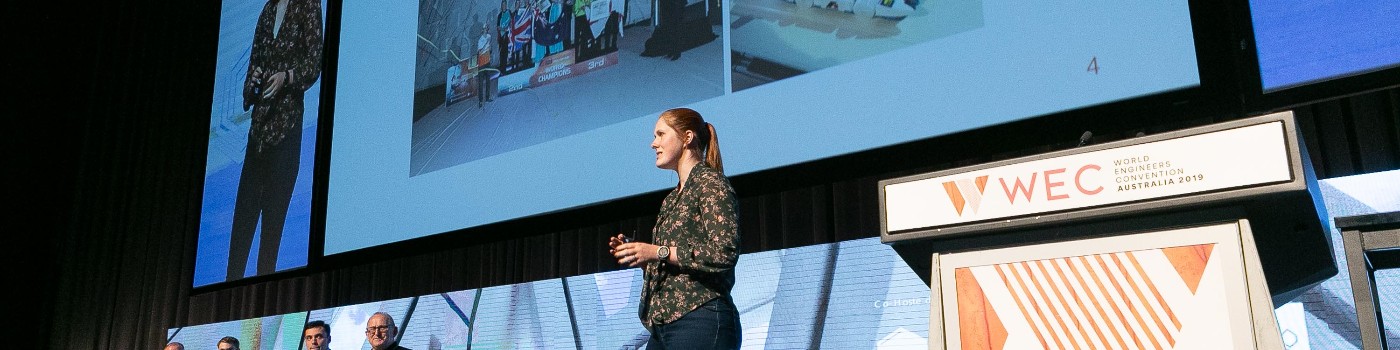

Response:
(1087, 56), (1099, 74)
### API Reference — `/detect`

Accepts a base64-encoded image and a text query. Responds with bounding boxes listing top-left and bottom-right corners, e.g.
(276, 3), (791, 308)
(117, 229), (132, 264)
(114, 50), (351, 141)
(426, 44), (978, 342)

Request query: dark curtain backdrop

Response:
(15, 1), (1400, 349)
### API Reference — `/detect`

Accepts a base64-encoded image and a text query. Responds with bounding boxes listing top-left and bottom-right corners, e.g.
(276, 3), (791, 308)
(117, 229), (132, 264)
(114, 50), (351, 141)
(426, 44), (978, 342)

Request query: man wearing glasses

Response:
(365, 312), (411, 350)
(302, 320), (331, 350)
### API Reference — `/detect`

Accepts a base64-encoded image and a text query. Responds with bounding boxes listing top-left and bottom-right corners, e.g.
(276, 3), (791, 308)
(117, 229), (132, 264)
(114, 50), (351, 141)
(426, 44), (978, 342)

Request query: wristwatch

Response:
(656, 246), (670, 262)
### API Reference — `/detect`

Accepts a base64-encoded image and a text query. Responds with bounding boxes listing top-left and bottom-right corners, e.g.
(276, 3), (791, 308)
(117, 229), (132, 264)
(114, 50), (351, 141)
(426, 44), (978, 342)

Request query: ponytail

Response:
(704, 122), (723, 174)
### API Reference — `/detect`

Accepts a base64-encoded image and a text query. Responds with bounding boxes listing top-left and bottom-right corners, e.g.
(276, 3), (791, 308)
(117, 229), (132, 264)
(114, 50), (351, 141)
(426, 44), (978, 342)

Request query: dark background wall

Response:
(11, 1), (1398, 349)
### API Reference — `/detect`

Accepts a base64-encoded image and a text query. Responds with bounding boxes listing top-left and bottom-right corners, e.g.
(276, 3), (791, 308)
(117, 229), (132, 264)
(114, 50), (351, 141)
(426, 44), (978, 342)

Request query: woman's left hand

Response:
(262, 71), (287, 99)
(612, 242), (659, 267)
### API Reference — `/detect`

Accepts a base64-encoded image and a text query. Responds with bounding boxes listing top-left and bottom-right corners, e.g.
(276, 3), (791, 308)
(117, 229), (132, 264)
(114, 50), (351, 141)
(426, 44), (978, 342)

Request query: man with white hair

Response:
(364, 312), (411, 350)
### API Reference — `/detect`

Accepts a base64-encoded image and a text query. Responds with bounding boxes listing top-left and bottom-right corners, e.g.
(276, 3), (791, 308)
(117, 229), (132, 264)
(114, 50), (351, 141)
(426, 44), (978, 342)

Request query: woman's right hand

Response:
(245, 66), (266, 110)
(607, 233), (629, 252)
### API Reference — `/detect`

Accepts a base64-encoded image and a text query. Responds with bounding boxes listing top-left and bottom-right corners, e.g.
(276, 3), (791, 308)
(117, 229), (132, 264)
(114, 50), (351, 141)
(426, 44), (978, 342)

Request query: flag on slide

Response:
(512, 8), (535, 47)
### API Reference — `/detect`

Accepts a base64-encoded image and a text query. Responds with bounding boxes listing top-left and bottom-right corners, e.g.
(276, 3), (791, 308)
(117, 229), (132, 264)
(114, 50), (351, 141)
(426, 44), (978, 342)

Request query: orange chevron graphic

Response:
(943, 176), (990, 216)
(1161, 244), (1215, 294)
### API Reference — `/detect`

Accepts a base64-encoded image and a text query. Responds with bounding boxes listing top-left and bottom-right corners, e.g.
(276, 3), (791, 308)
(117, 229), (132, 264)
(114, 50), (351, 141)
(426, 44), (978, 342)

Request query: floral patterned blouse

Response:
(243, 0), (322, 153)
(640, 163), (741, 328)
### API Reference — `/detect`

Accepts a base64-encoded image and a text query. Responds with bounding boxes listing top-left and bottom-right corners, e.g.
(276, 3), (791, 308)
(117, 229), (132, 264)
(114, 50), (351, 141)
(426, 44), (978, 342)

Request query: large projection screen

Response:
(1249, 0), (1400, 92)
(326, 0), (1201, 255)
(196, 0), (328, 287)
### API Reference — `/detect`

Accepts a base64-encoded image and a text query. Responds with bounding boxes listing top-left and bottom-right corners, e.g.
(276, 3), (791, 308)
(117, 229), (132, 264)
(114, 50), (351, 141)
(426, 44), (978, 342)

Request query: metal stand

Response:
(1337, 211), (1400, 350)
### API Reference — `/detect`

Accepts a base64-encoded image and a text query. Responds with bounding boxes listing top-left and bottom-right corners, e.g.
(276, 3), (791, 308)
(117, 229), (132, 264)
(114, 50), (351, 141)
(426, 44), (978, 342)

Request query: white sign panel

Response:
(933, 222), (1266, 350)
(885, 121), (1293, 232)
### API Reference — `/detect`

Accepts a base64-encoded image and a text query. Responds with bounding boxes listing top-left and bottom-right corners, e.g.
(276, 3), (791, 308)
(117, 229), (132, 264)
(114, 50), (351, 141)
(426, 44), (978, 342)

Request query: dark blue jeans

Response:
(646, 298), (741, 350)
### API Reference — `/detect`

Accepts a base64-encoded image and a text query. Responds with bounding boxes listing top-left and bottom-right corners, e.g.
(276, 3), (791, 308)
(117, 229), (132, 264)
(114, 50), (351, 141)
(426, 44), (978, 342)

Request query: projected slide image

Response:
(394, 276), (644, 349)
(729, 0), (982, 91)
(410, 0), (725, 177)
(1296, 169), (1400, 349)
(564, 269), (651, 348)
(390, 237), (931, 349)
(330, 0), (1200, 254)
(175, 237), (931, 349)
(195, 0), (327, 288)
(167, 312), (309, 350)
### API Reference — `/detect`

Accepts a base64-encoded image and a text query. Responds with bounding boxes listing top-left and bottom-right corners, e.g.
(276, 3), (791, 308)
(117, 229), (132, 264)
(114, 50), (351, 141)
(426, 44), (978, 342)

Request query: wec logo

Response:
(942, 175), (989, 216)
(940, 164), (1105, 217)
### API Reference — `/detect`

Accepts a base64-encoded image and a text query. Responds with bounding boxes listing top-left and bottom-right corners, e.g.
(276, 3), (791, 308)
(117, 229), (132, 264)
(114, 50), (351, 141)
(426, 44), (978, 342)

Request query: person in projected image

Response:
(226, 0), (324, 281)
(609, 108), (742, 349)
(163, 342), (185, 350)
(641, 0), (715, 60)
(216, 336), (240, 350)
(365, 312), (411, 350)
(497, 0), (512, 71)
(302, 320), (331, 350)
(475, 23), (495, 108)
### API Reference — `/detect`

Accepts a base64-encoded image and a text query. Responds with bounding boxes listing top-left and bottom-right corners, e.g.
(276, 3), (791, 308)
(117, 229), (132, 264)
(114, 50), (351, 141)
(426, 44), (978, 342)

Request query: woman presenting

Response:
(610, 108), (741, 349)
(228, 0), (322, 280)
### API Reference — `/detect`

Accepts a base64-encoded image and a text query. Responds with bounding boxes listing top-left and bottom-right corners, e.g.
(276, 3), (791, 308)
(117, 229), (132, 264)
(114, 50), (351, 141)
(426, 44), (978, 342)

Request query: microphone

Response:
(1077, 131), (1093, 147)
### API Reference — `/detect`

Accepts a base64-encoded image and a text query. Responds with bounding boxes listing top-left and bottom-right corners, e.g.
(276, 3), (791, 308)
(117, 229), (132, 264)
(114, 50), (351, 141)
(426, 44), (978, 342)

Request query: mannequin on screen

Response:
(609, 108), (742, 349)
(227, 0), (323, 281)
